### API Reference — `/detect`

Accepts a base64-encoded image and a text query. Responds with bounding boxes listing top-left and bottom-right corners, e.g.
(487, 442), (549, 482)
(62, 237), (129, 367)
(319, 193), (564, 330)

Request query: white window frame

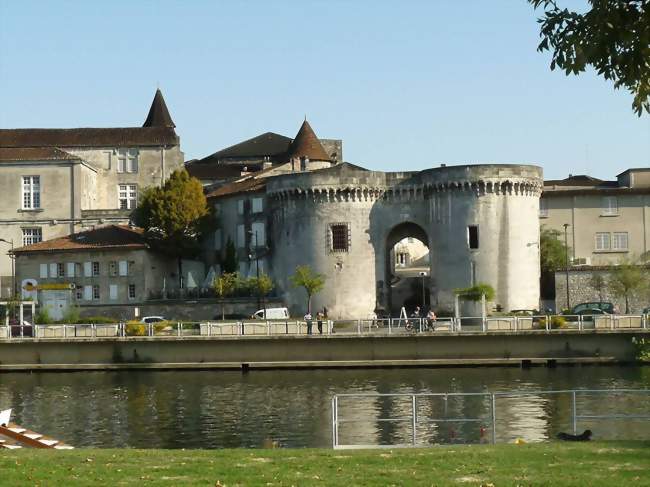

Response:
(92, 261), (100, 276)
(22, 176), (41, 209)
(595, 232), (611, 251)
(39, 264), (48, 279)
(118, 260), (128, 276)
(67, 262), (76, 278)
(251, 222), (265, 246)
(118, 184), (137, 210)
(84, 262), (92, 277)
(83, 285), (92, 301)
(22, 227), (42, 246)
(92, 284), (100, 300)
(252, 197), (264, 214)
(612, 232), (629, 251)
(49, 263), (57, 278)
(236, 224), (246, 248)
(601, 196), (618, 216)
(117, 149), (138, 173)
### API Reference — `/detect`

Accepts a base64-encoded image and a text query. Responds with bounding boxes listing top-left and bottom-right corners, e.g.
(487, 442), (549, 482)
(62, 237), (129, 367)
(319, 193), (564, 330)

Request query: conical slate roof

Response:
(143, 89), (175, 128)
(287, 120), (330, 161)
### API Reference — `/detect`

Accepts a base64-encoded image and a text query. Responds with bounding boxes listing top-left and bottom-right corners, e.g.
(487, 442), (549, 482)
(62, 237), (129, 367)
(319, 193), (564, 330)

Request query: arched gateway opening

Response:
(384, 222), (430, 316)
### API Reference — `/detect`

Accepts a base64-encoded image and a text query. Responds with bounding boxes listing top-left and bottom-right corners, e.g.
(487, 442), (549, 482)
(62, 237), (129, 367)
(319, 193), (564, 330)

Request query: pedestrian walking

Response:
(304, 312), (313, 335)
(426, 309), (437, 331)
(316, 311), (323, 334)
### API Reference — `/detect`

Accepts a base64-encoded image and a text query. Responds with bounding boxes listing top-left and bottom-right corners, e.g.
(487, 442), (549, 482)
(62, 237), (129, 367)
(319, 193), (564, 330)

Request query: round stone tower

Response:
(266, 163), (543, 319)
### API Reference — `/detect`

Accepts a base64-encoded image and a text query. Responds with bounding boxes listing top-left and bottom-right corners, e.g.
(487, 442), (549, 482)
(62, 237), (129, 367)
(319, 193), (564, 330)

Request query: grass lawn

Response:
(1, 442), (649, 486)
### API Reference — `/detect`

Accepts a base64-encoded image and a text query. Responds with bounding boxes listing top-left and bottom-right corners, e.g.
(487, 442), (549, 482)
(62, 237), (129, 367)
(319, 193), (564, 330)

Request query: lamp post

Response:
(563, 224), (570, 311)
(0, 238), (15, 300)
(248, 230), (264, 318)
(419, 271), (427, 309)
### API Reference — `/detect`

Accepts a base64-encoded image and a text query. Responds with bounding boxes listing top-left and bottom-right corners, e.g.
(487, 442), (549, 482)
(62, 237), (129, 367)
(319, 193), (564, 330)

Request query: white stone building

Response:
(0, 90), (184, 297)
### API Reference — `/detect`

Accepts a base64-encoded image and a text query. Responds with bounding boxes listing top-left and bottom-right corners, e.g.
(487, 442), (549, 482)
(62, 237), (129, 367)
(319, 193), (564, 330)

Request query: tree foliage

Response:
(529, 0), (650, 115)
(249, 273), (274, 297)
(608, 259), (649, 313)
(589, 273), (607, 301)
(540, 226), (570, 272)
(454, 283), (496, 302)
(290, 265), (326, 314)
(223, 237), (238, 274)
(132, 169), (212, 287)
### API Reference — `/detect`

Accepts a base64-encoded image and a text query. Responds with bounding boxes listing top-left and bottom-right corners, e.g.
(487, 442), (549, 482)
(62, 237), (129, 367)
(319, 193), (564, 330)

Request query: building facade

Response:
(0, 90), (184, 297)
(540, 169), (650, 266)
(207, 125), (543, 318)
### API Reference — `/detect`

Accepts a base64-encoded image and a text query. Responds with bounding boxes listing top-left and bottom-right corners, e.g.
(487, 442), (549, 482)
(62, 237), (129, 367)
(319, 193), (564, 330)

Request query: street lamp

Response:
(248, 230), (264, 319)
(563, 224), (570, 311)
(0, 238), (15, 299)
(419, 271), (427, 309)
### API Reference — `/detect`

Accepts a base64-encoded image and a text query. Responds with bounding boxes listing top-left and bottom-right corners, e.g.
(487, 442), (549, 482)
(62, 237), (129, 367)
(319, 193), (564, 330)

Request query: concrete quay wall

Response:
(0, 331), (644, 371)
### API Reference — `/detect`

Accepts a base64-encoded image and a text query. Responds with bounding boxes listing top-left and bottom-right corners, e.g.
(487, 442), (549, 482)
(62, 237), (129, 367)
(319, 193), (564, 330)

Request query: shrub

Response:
(35, 308), (53, 324)
(61, 306), (81, 324)
(82, 316), (120, 324)
(537, 316), (567, 329)
(454, 283), (496, 302)
(632, 337), (650, 362)
(124, 320), (168, 336)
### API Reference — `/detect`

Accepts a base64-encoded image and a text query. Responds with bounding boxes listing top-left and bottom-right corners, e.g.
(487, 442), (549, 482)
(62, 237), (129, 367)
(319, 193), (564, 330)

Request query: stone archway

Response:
(384, 222), (430, 315)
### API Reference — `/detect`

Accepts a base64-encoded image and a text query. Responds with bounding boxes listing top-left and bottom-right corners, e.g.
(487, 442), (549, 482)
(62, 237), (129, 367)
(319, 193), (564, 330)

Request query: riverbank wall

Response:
(0, 330), (646, 371)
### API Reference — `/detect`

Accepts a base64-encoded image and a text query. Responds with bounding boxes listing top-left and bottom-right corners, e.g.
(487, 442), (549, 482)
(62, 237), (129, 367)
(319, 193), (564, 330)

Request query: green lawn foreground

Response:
(1, 442), (649, 486)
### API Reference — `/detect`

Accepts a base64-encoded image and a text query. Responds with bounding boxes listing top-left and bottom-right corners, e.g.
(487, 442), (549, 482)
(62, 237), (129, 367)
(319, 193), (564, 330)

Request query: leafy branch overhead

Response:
(529, 0), (650, 115)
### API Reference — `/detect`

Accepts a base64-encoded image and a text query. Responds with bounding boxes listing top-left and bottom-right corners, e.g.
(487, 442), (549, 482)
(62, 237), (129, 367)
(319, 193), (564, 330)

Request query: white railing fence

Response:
(1, 313), (648, 340)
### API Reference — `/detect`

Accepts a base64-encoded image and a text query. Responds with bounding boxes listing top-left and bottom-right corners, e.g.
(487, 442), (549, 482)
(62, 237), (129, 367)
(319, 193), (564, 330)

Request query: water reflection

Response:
(0, 366), (648, 448)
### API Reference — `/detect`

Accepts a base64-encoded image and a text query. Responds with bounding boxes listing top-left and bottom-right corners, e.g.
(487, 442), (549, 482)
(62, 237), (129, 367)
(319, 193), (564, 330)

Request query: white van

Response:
(252, 307), (290, 320)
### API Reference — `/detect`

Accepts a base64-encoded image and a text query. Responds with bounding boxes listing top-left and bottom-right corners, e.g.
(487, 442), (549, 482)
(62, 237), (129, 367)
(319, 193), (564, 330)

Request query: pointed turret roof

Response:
(143, 89), (176, 128)
(287, 120), (330, 162)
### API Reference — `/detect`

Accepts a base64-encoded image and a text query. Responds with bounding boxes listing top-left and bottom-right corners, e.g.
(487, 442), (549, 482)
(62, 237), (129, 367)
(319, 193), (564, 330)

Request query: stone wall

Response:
(75, 297), (284, 321)
(554, 266), (650, 313)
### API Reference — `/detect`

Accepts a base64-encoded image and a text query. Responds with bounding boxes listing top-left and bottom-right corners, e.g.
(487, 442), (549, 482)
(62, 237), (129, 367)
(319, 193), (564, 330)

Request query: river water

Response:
(1, 366), (649, 448)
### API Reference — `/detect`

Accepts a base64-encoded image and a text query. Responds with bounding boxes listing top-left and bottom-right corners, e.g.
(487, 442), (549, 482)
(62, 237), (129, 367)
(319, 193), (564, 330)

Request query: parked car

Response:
(251, 307), (290, 320)
(140, 316), (166, 324)
(569, 302), (615, 315)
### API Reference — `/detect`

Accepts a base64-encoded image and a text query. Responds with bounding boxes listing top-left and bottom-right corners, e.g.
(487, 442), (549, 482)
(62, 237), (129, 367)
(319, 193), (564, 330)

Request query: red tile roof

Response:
(0, 127), (179, 148)
(13, 225), (147, 254)
(287, 120), (331, 162)
(206, 177), (266, 198)
(0, 147), (80, 162)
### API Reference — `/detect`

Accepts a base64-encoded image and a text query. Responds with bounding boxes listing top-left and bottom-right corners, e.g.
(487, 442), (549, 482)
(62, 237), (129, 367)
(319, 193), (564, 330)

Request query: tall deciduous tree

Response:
(529, 0), (650, 115)
(132, 169), (212, 288)
(608, 259), (649, 313)
(290, 265), (326, 314)
(540, 226), (570, 273)
(589, 274), (607, 301)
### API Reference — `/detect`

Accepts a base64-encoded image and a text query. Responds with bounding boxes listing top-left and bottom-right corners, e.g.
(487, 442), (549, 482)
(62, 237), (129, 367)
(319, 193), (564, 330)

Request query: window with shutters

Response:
(92, 261), (100, 276)
(56, 263), (65, 278)
(67, 262), (75, 278)
(329, 223), (350, 252)
(118, 260), (128, 276)
(92, 284), (100, 300)
(109, 285), (118, 300)
(128, 284), (136, 300)
(109, 261), (117, 276)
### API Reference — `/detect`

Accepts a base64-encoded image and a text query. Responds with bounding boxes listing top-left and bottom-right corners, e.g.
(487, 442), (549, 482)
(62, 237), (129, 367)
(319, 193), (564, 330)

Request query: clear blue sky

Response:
(1, 0), (648, 180)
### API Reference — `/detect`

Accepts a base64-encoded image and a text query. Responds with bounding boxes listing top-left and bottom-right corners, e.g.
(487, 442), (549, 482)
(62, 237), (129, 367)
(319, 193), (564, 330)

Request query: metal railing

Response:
(1, 313), (648, 340)
(331, 389), (650, 449)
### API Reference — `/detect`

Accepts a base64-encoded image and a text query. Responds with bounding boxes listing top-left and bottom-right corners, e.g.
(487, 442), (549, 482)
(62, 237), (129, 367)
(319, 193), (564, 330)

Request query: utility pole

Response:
(249, 230), (264, 318)
(563, 224), (570, 311)
(419, 271), (427, 309)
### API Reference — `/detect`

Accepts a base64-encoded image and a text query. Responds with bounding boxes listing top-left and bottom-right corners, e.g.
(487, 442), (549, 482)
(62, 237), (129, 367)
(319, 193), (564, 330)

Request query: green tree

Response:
(132, 169), (212, 288)
(222, 237), (238, 274)
(529, 0), (650, 115)
(589, 274), (607, 301)
(540, 226), (570, 273)
(290, 265), (326, 314)
(608, 259), (649, 313)
(213, 272), (237, 320)
(249, 273), (274, 297)
(453, 283), (496, 302)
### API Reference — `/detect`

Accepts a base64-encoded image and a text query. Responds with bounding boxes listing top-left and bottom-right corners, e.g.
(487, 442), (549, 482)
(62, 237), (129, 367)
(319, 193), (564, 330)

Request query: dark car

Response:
(570, 302), (615, 315)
